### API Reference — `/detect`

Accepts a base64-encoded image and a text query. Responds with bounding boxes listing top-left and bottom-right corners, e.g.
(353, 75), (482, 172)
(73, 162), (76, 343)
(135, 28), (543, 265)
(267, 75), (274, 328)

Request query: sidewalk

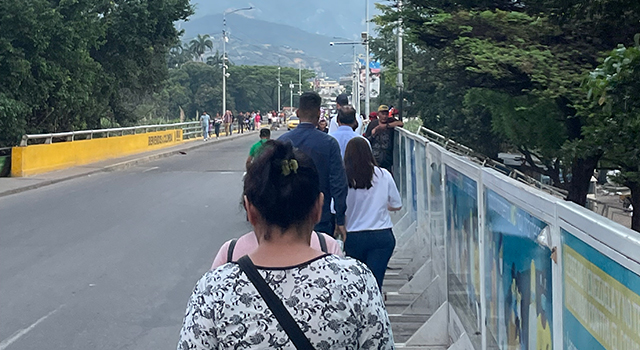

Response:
(0, 131), (257, 198)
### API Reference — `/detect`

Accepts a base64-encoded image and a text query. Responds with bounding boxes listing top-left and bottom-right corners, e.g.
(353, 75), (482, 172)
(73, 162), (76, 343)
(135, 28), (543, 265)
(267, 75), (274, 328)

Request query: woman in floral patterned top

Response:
(177, 140), (394, 349)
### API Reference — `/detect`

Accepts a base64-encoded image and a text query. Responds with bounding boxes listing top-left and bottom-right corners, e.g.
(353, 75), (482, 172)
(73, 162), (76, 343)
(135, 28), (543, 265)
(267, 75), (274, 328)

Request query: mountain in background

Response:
(188, 0), (380, 40)
(179, 13), (364, 79)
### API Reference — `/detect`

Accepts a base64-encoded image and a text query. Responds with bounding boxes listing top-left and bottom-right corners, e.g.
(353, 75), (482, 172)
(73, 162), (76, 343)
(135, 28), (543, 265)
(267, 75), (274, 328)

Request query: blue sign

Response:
(484, 189), (552, 350)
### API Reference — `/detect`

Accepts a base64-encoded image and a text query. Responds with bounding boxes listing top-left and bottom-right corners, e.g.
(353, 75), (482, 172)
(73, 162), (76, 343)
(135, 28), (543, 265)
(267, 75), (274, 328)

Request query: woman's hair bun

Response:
(243, 140), (320, 233)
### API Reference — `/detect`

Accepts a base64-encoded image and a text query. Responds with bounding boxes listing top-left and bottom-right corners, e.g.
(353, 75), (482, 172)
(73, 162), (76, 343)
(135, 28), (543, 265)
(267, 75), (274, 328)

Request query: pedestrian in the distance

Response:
(213, 113), (222, 139)
(237, 112), (245, 134)
(245, 128), (271, 170)
(364, 105), (404, 173)
(223, 110), (233, 136)
(199, 111), (210, 141)
(254, 111), (261, 129)
(317, 118), (329, 133)
(343, 137), (402, 290)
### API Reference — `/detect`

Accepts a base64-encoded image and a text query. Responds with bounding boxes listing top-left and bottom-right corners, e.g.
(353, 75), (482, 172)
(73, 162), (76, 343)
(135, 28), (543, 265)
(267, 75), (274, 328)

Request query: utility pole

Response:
(290, 81), (294, 110)
(364, 0), (370, 116)
(330, 41), (362, 116)
(222, 17), (227, 116)
(353, 45), (360, 118)
(397, 0), (404, 120)
(298, 63), (302, 96)
(222, 7), (252, 116)
(277, 66), (281, 112)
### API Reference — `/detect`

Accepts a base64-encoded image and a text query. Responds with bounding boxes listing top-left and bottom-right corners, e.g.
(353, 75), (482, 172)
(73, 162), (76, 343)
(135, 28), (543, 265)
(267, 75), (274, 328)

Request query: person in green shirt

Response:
(246, 128), (271, 170)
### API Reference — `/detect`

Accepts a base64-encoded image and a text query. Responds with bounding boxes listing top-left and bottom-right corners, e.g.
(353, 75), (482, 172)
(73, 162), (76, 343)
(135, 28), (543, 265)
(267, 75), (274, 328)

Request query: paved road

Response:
(0, 131), (283, 350)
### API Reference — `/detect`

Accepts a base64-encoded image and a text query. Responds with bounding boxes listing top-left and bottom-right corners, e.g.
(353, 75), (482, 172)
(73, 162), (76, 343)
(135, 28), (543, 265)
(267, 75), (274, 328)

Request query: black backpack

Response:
(227, 232), (328, 263)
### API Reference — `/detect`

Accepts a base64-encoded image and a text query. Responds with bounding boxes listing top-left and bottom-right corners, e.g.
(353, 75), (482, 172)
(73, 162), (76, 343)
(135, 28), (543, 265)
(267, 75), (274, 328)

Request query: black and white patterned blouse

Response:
(178, 254), (394, 349)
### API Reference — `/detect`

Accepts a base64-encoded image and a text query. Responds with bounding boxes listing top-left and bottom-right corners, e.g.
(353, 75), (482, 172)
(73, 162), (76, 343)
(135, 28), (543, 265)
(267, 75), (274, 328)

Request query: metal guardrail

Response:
(417, 126), (569, 199)
(182, 123), (203, 140)
(19, 122), (202, 146)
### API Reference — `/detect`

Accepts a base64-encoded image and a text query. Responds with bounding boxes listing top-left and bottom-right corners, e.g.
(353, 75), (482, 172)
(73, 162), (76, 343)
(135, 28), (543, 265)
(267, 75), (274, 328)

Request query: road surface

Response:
(0, 132), (281, 350)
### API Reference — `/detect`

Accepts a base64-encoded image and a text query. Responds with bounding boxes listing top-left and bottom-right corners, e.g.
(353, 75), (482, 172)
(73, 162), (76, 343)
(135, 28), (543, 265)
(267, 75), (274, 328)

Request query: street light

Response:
(338, 61), (360, 115)
(329, 41), (364, 118)
(222, 6), (253, 115)
(397, 0), (404, 120)
(277, 66), (282, 113)
(289, 82), (295, 110)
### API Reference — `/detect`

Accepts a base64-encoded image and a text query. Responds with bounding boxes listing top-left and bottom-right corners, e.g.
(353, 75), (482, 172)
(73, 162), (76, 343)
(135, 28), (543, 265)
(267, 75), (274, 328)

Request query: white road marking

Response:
(0, 305), (64, 350)
(142, 167), (159, 173)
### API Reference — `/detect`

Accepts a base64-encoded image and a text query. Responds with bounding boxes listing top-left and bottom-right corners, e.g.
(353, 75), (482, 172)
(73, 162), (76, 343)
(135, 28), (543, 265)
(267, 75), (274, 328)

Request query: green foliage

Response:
(0, 0), (193, 147)
(584, 38), (640, 181)
(372, 0), (640, 204)
(189, 34), (214, 62)
(583, 35), (640, 229)
(145, 63), (315, 121)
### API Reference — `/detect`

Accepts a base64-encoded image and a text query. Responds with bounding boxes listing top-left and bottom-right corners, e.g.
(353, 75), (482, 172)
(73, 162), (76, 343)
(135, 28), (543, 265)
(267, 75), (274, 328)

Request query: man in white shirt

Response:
(329, 94), (364, 135)
(329, 105), (369, 158)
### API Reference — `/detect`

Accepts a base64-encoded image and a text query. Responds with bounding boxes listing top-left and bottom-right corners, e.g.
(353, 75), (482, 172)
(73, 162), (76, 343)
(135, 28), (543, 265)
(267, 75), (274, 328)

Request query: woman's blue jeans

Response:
(344, 228), (396, 290)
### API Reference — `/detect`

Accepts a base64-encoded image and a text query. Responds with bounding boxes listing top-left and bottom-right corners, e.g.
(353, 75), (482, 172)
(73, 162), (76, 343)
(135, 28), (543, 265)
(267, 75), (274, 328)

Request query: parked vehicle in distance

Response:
(287, 116), (300, 130)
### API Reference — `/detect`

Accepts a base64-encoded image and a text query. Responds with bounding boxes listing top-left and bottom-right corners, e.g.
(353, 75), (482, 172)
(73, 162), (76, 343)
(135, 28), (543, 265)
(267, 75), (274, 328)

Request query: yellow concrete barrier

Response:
(11, 129), (183, 177)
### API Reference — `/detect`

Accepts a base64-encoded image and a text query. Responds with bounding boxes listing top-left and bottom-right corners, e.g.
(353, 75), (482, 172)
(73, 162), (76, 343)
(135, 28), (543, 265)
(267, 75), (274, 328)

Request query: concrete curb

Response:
(0, 131), (257, 198)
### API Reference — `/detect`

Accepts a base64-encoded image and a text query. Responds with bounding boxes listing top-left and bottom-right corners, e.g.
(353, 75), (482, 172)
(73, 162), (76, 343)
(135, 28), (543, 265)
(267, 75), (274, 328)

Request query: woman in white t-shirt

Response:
(344, 137), (402, 290)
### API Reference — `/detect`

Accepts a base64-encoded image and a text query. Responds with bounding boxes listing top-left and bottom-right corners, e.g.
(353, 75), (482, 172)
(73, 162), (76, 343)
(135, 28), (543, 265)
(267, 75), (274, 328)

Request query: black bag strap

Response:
(227, 239), (238, 263)
(236, 255), (314, 350)
(315, 232), (328, 253)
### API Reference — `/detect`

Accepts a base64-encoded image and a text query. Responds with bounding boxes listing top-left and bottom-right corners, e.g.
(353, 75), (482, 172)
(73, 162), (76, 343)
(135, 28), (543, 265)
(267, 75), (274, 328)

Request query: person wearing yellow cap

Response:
(364, 105), (404, 173)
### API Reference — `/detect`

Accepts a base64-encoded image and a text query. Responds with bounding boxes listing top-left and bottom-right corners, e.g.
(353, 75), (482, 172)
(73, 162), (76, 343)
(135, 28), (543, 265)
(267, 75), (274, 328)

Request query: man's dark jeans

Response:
(344, 228), (396, 290)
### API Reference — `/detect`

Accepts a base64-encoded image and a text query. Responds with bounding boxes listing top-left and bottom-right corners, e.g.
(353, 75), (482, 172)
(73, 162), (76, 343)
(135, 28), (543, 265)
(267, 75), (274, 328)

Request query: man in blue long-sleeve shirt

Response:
(279, 92), (348, 241)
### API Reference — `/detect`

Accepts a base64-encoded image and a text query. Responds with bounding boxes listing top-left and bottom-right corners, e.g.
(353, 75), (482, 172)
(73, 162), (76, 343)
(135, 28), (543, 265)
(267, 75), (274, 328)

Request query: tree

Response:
(0, 0), (107, 146)
(0, 0), (193, 147)
(91, 0), (193, 127)
(168, 42), (194, 68)
(189, 34), (213, 62)
(585, 35), (640, 231)
(227, 65), (315, 112)
(371, 1), (640, 205)
(206, 51), (224, 67)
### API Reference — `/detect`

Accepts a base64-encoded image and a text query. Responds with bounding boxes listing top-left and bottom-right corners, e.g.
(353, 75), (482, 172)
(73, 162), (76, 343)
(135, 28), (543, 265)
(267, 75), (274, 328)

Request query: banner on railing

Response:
(393, 128), (640, 350)
(562, 229), (640, 350)
(484, 189), (553, 350)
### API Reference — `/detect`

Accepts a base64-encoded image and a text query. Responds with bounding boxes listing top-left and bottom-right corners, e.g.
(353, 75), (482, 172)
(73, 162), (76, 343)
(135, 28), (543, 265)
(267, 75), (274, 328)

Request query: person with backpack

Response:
(178, 140), (393, 350)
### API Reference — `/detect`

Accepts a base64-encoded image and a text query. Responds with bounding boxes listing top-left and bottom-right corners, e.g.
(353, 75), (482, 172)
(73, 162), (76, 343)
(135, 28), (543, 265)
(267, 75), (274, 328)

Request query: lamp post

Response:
(330, 41), (363, 117)
(298, 63), (302, 96)
(222, 6), (253, 115)
(289, 82), (294, 110)
(338, 59), (359, 117)
(277, 66), (281, 112)
(364, 0), (370, 116)
(397, 0), (404, 120)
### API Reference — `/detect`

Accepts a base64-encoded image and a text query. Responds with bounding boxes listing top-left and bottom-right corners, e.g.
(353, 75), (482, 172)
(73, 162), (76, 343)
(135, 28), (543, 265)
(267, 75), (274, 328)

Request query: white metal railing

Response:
(19, 122), (201, 146)
(417, 126), (568, 198)
(392, 127), (640, 350)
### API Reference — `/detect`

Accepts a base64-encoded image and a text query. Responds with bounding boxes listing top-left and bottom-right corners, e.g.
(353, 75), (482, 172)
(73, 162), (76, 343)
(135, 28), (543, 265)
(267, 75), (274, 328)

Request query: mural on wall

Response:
(446, 166), (480, 311)
(484, 189), (553, 350)
(562, 229), (640, 350)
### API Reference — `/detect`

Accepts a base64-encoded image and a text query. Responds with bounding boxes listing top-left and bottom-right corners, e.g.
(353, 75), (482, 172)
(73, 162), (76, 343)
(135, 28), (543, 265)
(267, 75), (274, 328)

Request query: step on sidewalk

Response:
(385, 256), (436, 346)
